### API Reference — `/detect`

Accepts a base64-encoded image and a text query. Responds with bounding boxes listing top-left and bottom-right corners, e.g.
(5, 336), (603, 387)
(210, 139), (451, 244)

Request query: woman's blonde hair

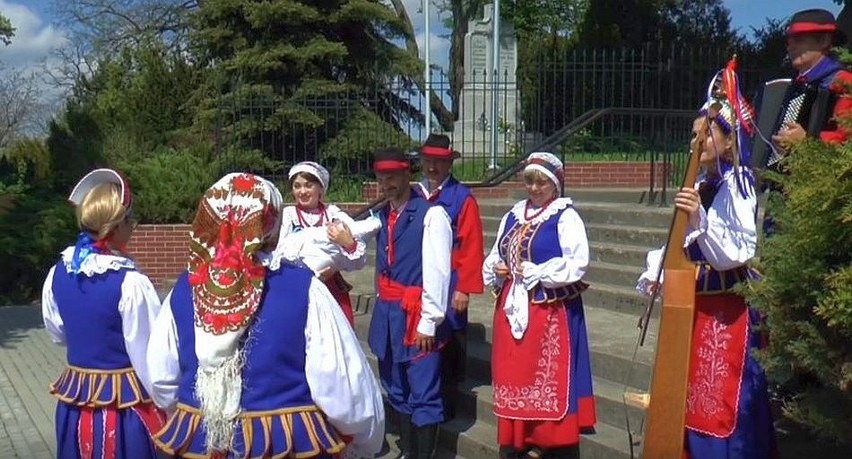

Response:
(76, 183), (127, 240)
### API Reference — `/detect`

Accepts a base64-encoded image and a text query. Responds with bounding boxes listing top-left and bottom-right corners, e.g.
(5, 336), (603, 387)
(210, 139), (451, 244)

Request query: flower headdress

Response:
(698, 56), (756, 198)
(187, 172), (283, 453)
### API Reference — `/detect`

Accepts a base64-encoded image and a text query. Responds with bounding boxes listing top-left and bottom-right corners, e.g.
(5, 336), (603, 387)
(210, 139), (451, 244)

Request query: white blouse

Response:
(41, 247), (162, 386)
(636, 168), (757, 294)
(274, 204), (379, 276)
(144, 252), (385, 458)
(482, 198), (589, 338)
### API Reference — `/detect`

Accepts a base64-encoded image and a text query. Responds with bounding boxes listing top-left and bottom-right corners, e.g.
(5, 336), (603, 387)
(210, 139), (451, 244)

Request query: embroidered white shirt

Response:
(636, 168), (757, 294)
(482, 198), (589, 338)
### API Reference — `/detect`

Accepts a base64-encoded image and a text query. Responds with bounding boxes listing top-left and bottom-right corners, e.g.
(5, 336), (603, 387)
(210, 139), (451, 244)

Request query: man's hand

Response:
(327, 220), (356, 249)
(772, 122), (806, 152)
(414, 332), (435, 352)
(674, 187), (701, 229)
(452, 291), (470, 313)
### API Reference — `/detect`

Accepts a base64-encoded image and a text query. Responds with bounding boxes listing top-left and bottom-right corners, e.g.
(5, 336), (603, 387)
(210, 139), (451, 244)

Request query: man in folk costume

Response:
(773, 8), (852, 148)
(368, 148), (453, 459)
(146, 173), (384, 458)
(415, 133), (485, 419)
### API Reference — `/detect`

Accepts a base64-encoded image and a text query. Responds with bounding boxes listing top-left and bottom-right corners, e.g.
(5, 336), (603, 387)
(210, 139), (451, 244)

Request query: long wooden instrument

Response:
(639, 120), (704, 458)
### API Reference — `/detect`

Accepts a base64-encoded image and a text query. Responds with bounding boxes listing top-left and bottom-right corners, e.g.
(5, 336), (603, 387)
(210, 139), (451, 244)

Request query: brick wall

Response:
(361, 162), (669, 200)
(127, 225), (191, 288)
(128, 203), (366, 288)
(131, 162), (666, 286)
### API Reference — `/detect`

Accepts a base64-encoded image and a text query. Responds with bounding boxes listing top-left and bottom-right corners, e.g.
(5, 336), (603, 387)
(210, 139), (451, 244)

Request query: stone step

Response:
(352, 299), (657, 395)
(589, 241), (652, 269)
(482, 222), (665, 253)
(478, 202), (672, 230)
(587, 261), (645, 289)
(586, 223), (667, 250)
(370, 377), (635, 459)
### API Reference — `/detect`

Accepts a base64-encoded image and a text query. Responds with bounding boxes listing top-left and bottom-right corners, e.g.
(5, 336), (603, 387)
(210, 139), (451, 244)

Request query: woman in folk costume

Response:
(482, 153), (596, 459)
(636, 60), (777, 458)
(275, 161), (378, 326)
(147, 173), (384, 459)
(41, 168), (164, 458)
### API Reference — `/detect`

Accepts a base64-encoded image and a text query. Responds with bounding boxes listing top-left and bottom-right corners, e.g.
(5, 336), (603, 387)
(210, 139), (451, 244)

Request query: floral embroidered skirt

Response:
(684, 295), (777, 459)
(491, 293), (597, 448)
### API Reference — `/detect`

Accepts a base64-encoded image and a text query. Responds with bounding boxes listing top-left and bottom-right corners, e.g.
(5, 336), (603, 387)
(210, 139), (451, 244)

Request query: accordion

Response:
(751, 78), (834, 170)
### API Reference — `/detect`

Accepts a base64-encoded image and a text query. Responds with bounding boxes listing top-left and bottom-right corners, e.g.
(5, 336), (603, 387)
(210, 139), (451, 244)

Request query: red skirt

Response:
(324, 272), (354, 326)
(492, 286), (596, 448)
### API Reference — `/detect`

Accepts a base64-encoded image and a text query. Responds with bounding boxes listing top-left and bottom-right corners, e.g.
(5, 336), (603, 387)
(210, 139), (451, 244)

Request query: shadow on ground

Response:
(0, 305), (44, 349)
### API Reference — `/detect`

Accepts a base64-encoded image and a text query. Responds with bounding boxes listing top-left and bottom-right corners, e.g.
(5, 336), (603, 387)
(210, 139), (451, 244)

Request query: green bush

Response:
(746, 138), (852, 446)
(0, 185), (76, 304)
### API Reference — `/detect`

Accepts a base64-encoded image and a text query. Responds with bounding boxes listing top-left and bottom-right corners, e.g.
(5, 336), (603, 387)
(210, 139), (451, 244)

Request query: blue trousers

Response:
(377, 346), (444, 427)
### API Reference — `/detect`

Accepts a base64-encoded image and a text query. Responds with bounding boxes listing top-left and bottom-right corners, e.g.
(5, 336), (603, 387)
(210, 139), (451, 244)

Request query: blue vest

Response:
(51, 261), (132, 369)
(369, 191), (448, 362)
(170, 265), (314, 411)
(498, 205), (587, 303)
(49, 260), (151, 407)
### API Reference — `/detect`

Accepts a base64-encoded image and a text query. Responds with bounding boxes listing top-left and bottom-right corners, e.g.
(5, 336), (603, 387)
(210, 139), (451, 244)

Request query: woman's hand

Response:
(327, 220), (356, 249)
(674, 187), (701, 228)
(493, 261), (510, 279)
(644, 281), (660, 297)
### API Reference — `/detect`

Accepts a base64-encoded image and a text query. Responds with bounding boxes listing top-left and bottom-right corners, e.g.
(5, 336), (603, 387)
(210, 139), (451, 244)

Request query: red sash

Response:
(685, 294), (749, 438)
(492, 285), (570, 420)
(377, 275), (423, 346)
(78, 402), (164, 459)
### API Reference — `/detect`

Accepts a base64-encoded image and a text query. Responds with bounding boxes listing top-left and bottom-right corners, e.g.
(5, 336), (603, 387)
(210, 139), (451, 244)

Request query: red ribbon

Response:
(377, 275), (423, 346)
(374, 160), (409, 171)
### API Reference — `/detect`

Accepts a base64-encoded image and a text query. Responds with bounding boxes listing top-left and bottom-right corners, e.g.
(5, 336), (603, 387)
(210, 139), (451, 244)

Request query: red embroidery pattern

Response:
(685, 298), (749, 438)
(493, 309), (564, 414)
(687, 313), (733, 418)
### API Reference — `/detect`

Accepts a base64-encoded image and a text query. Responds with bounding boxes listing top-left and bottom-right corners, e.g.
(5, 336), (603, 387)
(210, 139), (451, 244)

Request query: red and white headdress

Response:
(524, 152), (564, 195)
(187, 172), (283, 453)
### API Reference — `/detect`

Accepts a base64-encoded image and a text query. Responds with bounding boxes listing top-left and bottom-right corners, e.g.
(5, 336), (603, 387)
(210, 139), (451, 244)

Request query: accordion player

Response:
(752, 78), (835, 170)
(751, 8), (852, 171)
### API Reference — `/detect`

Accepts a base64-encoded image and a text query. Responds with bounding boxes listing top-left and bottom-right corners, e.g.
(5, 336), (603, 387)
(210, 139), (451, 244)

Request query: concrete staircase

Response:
(345, 187), (673, 458)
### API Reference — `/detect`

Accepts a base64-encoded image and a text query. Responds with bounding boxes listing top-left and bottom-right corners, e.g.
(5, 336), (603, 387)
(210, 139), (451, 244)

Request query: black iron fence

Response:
(215, 43), (782, 194)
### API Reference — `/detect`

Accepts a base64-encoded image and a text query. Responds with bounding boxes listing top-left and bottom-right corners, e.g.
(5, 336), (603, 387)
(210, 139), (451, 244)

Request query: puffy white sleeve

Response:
(636, 247), (665, 295)
(683, 173), (757, 270)
(521, 208), (589, 289)
(305, 278), (384, 457)
(482, 212), (509, 290)
(145, 291), (181, 411)
(118, 271), (162, 396)
(418, 206), (452, 336)
(41, 266), (65, 345)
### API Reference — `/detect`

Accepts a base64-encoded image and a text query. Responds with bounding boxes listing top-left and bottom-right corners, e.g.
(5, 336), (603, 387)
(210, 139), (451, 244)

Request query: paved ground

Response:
(0, 305), (61, 458)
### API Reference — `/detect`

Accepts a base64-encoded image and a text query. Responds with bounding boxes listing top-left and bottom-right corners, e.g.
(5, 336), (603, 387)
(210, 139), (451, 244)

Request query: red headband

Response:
(420, 146), (454, 157)
(373, 160), (409, 172)
(788, 22), (837, 35)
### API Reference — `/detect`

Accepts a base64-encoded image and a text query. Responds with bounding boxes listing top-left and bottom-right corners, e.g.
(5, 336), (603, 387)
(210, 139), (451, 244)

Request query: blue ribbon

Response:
(70, 232), (96, 274)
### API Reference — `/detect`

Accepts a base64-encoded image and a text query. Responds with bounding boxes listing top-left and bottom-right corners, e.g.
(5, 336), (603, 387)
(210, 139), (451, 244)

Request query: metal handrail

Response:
(350, 107), (695, 219)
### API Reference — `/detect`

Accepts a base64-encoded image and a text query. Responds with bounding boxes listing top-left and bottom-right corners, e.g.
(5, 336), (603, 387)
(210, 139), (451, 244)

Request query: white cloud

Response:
(0, 1), (68, 69)
(399, 0), (451, 70)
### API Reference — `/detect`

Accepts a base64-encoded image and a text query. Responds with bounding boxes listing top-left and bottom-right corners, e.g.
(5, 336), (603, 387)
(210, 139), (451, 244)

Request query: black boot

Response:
(396, 413), (415, 459)
(414, 424), (439, 459)
(541, 445), (580, 459)
(499, 446), (520, 459)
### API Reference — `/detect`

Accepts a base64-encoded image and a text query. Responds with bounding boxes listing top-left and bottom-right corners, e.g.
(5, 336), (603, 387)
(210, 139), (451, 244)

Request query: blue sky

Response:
(0, 0), (844, 83)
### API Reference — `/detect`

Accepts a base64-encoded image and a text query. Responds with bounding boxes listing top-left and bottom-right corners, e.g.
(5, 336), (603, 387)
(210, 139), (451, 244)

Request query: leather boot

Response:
(541, 445), (580, 459)
(499, 446), (520, 459)
(395, 413), (415, 459)
(414, 424), (439, 459)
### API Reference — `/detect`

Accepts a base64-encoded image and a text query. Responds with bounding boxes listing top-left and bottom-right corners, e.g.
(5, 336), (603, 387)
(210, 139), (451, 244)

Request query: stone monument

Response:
(451, 4), (521, 161)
